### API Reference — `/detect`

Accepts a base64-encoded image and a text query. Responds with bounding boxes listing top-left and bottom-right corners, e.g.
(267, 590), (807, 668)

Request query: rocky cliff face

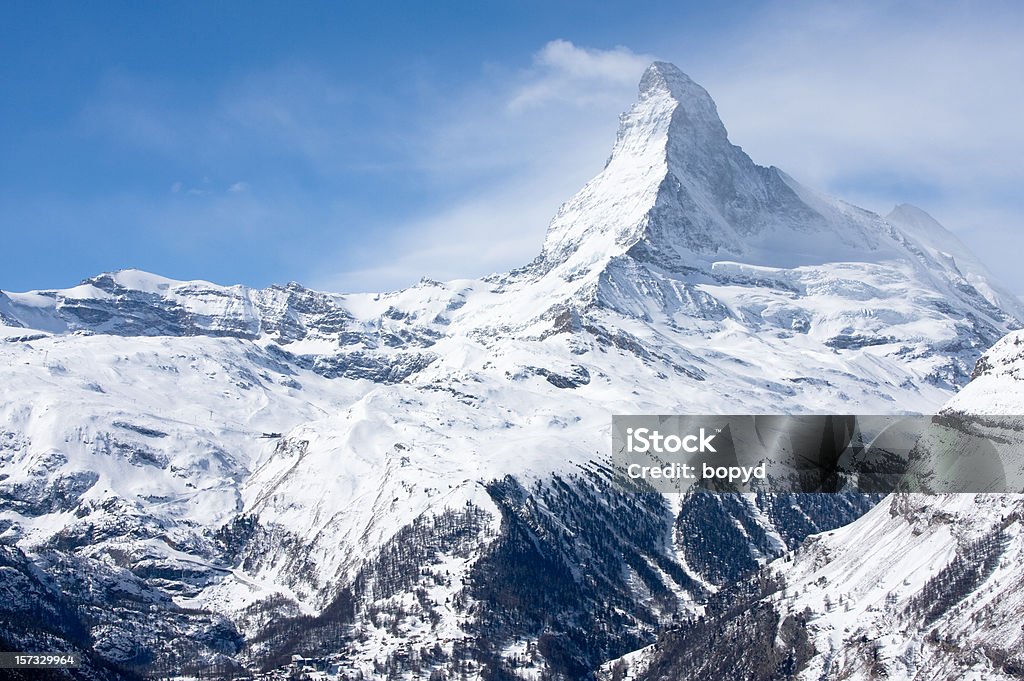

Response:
(1, 62), (1020, 679)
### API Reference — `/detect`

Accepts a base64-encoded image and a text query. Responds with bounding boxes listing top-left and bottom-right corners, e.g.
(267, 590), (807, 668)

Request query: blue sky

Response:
(2, 1), (1023, 293)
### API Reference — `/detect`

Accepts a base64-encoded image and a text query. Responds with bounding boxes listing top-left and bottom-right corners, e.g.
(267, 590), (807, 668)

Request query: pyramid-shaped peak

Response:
(636, 62), (727, 143)
(887, 203), (942, 228)
(538, 62), (770, 272)
(639, 62), (714, 103)
(640, 62), (697, 97)
(536, 61), (889, 278)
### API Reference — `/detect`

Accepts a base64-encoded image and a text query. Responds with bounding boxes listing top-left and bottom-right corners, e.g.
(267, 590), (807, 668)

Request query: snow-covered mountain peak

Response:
(538, 61), (742, 275)
(3, 65), (1017, 394)
(536, 62), (898, 285)
(639, 61), (696, 96)
(535, 66), (677, 274)
(637, 62), (727, 140)
(522, 62), (1021, 366)
(888, 202), (938, 227)
(88, 268), (184, 294)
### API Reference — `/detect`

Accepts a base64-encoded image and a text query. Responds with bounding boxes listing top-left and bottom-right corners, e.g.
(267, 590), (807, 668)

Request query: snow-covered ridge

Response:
(2, 65), (1019, 372)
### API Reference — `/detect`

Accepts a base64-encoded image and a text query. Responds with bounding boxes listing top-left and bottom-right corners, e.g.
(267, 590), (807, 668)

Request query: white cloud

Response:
(314, 172), (575, 292)
(536, 39), (649, 81)
(509, 39), (654, 110)
(318, 40), (655, 292)
(704, 4), (1024, 188)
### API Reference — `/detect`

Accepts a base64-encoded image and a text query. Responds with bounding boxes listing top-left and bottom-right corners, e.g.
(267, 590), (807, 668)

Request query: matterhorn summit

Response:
(539, 62), (893, 281)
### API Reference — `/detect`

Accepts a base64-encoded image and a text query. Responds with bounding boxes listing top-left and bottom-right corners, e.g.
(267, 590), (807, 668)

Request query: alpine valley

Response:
(1, 63), (1021, 680)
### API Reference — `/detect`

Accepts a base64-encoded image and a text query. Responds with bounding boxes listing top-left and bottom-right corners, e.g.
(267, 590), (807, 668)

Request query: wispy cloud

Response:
(702, 1), (1024, 195)
(508, 39), (654, 110)
(686, 0), (1024, 290)
(316, 40), (654, 291)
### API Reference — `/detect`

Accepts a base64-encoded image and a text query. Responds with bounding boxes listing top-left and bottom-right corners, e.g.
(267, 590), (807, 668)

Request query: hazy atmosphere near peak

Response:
(2, 0), (1023, 295)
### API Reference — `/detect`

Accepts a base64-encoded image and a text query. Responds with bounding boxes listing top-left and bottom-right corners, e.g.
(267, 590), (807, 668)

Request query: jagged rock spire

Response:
(538, 62), (834, 276)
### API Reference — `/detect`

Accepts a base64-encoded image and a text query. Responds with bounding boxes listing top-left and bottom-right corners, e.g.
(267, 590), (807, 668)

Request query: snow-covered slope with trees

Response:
(1, 62), (1020, 678)
(631, 332), (1024, 681)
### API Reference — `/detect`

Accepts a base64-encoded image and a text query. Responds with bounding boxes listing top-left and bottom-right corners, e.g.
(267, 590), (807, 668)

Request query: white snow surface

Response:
(741, 333), (1024, 680)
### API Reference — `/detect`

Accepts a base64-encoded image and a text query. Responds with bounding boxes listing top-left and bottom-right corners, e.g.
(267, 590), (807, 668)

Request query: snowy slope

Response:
(1, 62), (1021, 678)
(886, 203), (1024, 320)
(633, 332), (1024, 681)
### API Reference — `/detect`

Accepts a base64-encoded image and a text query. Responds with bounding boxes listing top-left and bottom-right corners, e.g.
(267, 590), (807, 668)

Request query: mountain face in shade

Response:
(0, 63), (1021, 679)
